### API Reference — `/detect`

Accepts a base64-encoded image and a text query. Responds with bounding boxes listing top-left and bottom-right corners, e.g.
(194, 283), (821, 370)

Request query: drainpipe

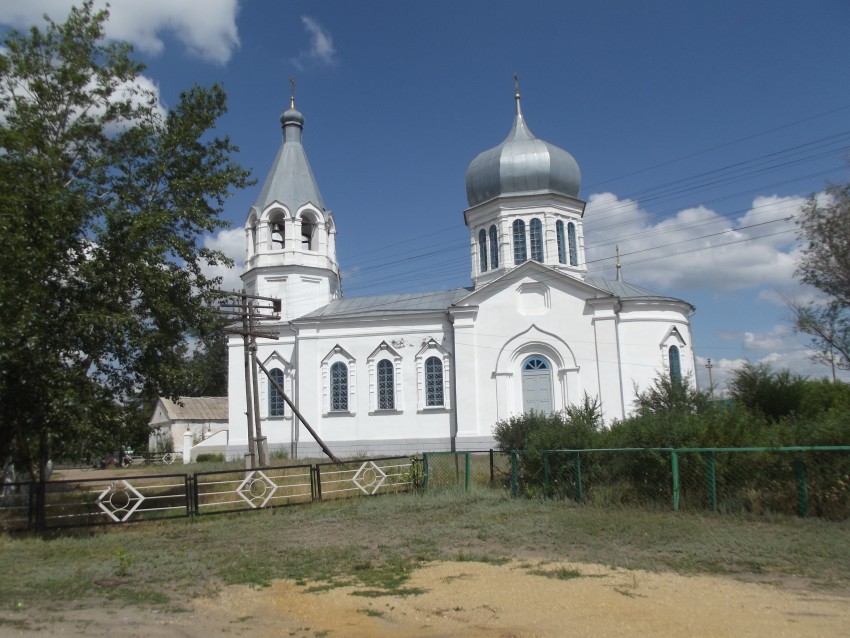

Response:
(449, 310), (458, 452)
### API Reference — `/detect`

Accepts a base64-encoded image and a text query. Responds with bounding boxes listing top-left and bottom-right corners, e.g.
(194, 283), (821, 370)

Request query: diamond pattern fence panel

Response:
(193, 464), (314, 515)
(29, 473), (191, 529)
(315, 456), (418, 500)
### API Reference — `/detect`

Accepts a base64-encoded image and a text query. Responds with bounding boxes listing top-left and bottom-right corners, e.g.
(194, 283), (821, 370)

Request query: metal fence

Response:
(422, 451), (511, 492)
(507, 446), (850, 519)
(0, 455), (420, 531)
(5, 447), (847, 530)
(1, 473), (192, 530)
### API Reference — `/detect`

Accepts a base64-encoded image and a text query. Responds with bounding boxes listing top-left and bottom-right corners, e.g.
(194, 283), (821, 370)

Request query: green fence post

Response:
(671, 450), (680, 512)
(705, 451), (717, 512)
(511, 451), (518, 498)
(543, 452), (550, 498)
(795, 456), (809, 518)
(573, 452), (582, 503)
(465, 452), (471, 493)
(423, 454), (430, 491)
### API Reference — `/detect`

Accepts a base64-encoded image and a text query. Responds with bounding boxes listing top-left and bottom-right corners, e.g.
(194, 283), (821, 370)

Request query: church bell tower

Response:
(242, 82), (341, 321)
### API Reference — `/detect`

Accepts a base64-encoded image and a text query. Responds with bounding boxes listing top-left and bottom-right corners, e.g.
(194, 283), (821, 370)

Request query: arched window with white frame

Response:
(330, 362), (348, 411)
(513, 219), (527, 264)
(489, 225), (499, 268)
(425, 356), (444, 407)
(478, 228), (488, 273)
(567, 222), (578, 266)
(530, 218), (544, 262)
(377, 359), (395, 410)
(556, 220), (567, 264)
(268, 368), (285, 417)
(669, 346), (682, 384)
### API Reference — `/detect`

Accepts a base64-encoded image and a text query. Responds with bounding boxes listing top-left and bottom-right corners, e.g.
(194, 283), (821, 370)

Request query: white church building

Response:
(225, 87), (696, 459)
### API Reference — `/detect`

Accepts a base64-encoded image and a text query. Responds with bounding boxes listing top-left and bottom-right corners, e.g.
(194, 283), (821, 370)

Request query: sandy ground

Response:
(4, 560), (849, 637)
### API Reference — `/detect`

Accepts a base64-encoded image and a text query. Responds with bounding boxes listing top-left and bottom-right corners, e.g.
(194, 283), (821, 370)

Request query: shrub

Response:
(195, 453), (224, 463)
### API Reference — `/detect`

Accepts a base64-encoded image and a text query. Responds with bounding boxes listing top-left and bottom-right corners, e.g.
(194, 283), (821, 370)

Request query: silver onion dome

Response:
(465, 88), (581, 207)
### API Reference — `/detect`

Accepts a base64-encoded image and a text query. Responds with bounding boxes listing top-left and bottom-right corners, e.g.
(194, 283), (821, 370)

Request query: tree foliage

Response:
(0, 2), (250, 475)
(793, 182), (850, 370)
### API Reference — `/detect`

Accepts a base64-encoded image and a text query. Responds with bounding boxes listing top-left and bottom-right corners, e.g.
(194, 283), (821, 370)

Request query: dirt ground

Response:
(5, 559), (849, 637)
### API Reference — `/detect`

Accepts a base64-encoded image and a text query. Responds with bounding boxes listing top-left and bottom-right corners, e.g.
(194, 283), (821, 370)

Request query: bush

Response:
(195, 453), (224, 463)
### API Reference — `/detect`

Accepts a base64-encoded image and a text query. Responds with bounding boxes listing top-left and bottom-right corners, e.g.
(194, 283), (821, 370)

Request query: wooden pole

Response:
(256, 357), (341, 464)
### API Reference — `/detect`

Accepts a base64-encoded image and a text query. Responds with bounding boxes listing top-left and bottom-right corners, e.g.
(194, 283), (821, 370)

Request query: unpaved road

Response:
(4, 560), (849, 637)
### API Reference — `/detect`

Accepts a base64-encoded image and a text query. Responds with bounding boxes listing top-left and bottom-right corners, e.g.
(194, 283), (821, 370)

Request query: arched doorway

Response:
(522, 356), (553, 414)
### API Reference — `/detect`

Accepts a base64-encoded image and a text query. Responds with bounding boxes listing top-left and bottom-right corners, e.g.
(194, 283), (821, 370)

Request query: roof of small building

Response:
(155, 397), (229, 422)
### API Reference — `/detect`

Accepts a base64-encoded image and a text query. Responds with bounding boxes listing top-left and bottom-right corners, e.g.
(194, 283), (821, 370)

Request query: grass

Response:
(1, 487), (849, 615)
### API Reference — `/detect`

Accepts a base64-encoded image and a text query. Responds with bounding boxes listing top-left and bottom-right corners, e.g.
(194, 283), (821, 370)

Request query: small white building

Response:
(225, 87), (696, 460)
(148, 397), (229, 457)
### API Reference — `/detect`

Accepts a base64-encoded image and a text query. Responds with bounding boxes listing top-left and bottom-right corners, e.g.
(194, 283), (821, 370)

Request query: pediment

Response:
(453, 261), (613, 308)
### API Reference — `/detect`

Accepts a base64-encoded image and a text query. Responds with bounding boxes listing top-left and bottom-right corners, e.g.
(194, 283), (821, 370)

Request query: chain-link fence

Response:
(507, 446), (850, 519)
(422, 451), (511, 492)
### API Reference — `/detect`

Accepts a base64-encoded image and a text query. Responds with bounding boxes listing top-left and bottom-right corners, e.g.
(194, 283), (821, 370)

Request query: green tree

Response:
(793, 182), (850, 372)
(726, 362), (807, 422)
(0, 2), (250, 478)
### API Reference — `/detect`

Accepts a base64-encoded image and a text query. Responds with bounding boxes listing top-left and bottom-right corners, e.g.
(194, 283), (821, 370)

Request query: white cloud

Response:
(202, 227), (244, 291)
(291, 16), (336, 69)
(584, 192), (806, 292)
(0, 1), (240, 64)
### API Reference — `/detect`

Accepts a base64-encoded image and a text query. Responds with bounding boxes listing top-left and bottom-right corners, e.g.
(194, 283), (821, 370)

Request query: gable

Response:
(453, 261), (612, 310)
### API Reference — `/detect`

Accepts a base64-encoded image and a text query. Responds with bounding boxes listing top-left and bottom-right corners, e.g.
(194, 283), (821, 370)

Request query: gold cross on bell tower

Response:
(289, 75), (296, 109)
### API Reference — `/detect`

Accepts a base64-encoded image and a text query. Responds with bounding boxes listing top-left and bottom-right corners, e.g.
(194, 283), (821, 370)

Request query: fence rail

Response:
(1, 455), (420, 531)
(4, 447), (849, 531)
(507, 446), (850, 519)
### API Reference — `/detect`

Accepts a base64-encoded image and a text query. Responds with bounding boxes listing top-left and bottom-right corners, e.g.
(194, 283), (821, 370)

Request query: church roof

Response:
(298, 288), (471, 319)
(253, 103), (326, 214)
(584, 275), (690, 304)
(465, 86), (581, 207)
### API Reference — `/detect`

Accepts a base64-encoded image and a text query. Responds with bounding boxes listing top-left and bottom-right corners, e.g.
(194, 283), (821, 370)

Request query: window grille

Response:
(425, 356), (444, 407)
(556, 220), (567, 264)
(268, 368), (285, 417)
(669, 346), (682, 383)
(478, 229), (488, 273)
(568, 222), (578, 266)
(530, 218), (544, 262)
(489, 225), (499, 268)
(330, 362), (348, 411)
(513, 219), (527, 264)
(377, 359), (394, 410)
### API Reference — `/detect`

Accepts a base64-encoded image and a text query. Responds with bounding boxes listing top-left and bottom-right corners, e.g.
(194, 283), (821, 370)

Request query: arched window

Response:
(669, 346), (682, 384)
(301, 216), (316, 250)
(513, 219), (527, 264)
(268, 368), (285, 417)
(270, 220), (285, 249)
(556, 220), (567, 264)
(489, 225), (499, 268)
(330, 362), (348, 411)
(530, 218), (544, 262)
(478, 228), (488, 273)
(377, 359), (394, 410)
(425, 356), (444, 407)
(567, 222), (578, 266)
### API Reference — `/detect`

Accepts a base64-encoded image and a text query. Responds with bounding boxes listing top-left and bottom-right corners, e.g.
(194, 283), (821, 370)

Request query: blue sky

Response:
(3, 1), (850, 389)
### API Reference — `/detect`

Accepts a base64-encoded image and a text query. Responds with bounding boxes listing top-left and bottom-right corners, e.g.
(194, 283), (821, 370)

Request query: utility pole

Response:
(215, 290), (280, 468)
(214, 289), (340, 466)
(705, 358), (715, 398)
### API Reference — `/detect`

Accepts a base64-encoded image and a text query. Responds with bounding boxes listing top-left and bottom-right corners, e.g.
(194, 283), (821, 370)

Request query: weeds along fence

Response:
(421, 451), (511, 492)
(1, 456), (418, 532)
(506, 446), (850, 519)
